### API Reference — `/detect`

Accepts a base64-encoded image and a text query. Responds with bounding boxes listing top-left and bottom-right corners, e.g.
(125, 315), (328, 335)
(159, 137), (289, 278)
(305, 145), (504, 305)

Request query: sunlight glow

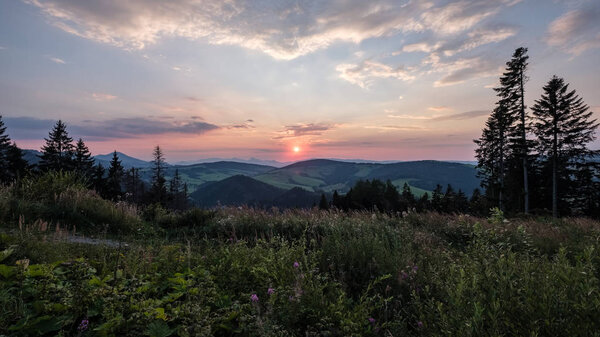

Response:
(293, 146), (300, 153)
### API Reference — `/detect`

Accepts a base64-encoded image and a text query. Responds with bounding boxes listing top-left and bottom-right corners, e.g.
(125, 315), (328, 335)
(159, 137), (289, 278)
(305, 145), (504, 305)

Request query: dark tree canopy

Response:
(39, 120), (75, 172)
(531, 76), (599, 216)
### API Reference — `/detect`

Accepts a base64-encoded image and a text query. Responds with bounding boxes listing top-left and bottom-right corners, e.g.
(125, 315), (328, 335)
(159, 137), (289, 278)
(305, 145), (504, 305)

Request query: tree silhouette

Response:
(150, 145), (168, 205)
(495, 47), (531, 214)
(531, 76), (599, 217)
(39, 120), (74, 172)
(73, 138), (95, 178)
(106, 151), (124, 200)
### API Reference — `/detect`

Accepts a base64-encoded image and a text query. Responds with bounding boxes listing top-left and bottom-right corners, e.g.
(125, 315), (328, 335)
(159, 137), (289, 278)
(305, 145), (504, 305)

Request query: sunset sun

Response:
(293, 146), (300, 153)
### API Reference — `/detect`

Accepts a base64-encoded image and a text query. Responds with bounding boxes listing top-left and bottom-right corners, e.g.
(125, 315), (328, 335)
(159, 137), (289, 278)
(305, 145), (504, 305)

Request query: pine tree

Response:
(0, 115), (13, 183)
(431, 184), (443, 212)
(5, 142), (29, 181)
(401, 182), (416, 211)
(319, 193), (329, 210)
(73, 138), (95, 178)
(92, 164), (107, 197)
(475, 101), (515, 211)
(495, 47), (531, 214)
(169, 168), (184, 209)
(531, 76), (599, 217)
(106, 151), (124, 200)
(150, 145), (168, 205)
(39, 120), (75, 172)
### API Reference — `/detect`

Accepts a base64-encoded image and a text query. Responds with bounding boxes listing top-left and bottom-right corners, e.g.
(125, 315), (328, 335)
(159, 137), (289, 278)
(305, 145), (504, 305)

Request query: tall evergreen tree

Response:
(91, 164), (106, 196)
(150, 145), (168, 205)
(73, 138), (95, 178)
(5, 142), (29, 182)
(495, 47), (530, 214)
(39, 120), (74, 172)
(531, 76), (599, 217)
(106, 151), (124, 200)
(431, 184), (443, 212)
(475, 101), (515, 211)
(0, 115), (13, 183)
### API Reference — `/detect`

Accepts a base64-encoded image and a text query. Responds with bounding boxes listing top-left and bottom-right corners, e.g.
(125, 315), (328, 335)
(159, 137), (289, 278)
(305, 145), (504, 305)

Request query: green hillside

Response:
(138, 161), (276, 192)
(254, 159), (480, 196)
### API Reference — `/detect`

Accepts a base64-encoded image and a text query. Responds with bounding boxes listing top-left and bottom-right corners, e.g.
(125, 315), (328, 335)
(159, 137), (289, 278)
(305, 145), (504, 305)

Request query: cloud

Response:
(429, 106), (451, 112)
(91, 93), (117, 101)
(387, 114), (436, 120)
(275, 122), (334, 138)
(365, 125), (425, 131)
(430, 56), (502, 87)
(337, 60), (414, 88)
(49, 56), (66, 64)
(546, 2), (600, 55)
(3, 116), (219, 140)
(431, 110), (488, 121)
(25, 0), (520, 60)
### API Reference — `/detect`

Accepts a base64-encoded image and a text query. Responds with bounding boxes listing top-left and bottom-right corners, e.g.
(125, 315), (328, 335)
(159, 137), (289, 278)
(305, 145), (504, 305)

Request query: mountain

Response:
(254, 159), (480, 196)
(173, 157), (288, 167)
(94, 152), (152, 168)
(22, 149), (42, 165)
(191, 175), (321, 208)
(138, 161), (276, 192)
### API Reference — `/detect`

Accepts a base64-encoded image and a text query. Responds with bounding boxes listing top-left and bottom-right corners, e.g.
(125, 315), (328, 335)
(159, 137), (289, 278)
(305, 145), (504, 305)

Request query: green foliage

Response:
(0, 171), (143, 234)
(1, 200), (599, 336)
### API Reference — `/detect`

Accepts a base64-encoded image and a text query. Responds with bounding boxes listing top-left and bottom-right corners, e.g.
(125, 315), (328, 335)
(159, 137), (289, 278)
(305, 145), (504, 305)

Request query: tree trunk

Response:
(499, 128), (504, 211)
(520, 69), (529, 214)
(552, 119), (558, 218)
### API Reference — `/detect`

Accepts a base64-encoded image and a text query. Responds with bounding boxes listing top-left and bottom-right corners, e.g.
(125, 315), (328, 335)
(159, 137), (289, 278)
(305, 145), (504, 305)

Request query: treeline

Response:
(320, 179), (490, 216)
(0, 117), (189, 210)
(475, 47), (599, 218)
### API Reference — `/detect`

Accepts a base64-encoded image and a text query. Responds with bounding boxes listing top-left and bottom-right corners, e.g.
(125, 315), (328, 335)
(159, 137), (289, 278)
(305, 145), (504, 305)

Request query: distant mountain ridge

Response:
(20, 149), (482, 207)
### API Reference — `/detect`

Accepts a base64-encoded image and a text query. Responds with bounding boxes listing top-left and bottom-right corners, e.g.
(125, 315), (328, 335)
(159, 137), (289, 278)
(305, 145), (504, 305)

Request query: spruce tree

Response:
(431, 184), (443, 212)
(5, 142), (29, 181)
(39, 120), (74, 172)
(150, 145), (168, 205)
(495, 47), (530, 214)
(73, 138), (95, 178)
(107, 151), (124, 200)
(169, 168), (184, 209)
(0, 115), (13, 183)
(531, 76), (599, 217)
(92, 164), (106, 196)
(475, 101), (515, 211)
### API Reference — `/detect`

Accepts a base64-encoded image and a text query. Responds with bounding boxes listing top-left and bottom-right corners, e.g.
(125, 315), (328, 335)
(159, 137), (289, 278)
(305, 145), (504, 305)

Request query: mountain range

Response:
(21, 150), (482, 206)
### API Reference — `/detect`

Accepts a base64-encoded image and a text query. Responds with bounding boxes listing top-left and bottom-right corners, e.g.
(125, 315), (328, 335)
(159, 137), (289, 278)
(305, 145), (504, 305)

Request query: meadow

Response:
(0, 173), (599, 336)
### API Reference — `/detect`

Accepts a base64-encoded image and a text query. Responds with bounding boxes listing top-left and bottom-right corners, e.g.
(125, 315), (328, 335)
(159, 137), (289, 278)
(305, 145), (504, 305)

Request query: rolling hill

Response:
(190, 175), (320, 208)
(138, 161), (276, 192)
(254, 159), (480, 196)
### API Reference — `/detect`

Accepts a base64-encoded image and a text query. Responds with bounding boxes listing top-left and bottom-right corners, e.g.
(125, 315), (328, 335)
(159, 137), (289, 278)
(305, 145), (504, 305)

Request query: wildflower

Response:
(267, 287), (275, 295)
(250, 294), (259, 302)
(400, 271), (408, 280)
(417, 321), (423, 328)
(412, 265), (418, 272)
(78, 319), (89, 332)
(293, 261), (300, 268)
(368, 317), (376, 324)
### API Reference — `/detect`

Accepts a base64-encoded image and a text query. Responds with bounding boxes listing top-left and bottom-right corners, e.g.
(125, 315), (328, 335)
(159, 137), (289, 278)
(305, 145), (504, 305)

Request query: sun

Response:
(293, 146), (300, 153)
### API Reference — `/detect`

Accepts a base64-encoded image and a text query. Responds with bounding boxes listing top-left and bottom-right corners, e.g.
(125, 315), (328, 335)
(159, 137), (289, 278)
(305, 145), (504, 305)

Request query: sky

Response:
(0, 0), (599, 162)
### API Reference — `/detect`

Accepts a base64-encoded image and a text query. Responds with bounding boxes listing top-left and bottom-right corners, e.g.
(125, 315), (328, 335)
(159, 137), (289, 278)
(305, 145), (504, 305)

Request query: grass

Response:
(0, 173), (599, 336)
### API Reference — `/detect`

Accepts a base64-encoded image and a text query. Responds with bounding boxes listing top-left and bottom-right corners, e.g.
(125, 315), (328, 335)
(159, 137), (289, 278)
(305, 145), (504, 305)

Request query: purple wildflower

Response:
(293, 261), (300, 269)
(267, 287), (275, 295)
(412, 265), (418, 272)
(417, 321), (423, 328)
(400, 271), (409, 280)
(368, 317), (376, 324)
(250, 294), (259, 302)
(78, 319), (89, 332)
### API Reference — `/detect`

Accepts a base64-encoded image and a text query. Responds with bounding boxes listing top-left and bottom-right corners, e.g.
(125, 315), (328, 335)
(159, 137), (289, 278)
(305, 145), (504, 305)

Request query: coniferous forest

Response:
(0, 47), (599, 336)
